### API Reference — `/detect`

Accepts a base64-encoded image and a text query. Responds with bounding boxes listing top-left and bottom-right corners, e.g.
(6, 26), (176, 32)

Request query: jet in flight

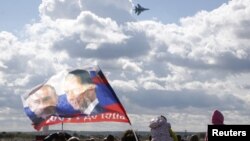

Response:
(134, 4), (149, 15)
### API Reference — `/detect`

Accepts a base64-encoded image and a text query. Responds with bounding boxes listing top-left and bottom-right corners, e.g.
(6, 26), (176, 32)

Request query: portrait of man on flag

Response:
(24, 84), (58, 124)
(57, 69), (106, 116)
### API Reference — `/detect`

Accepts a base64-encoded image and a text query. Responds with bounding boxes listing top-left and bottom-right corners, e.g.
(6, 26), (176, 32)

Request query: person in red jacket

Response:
(211, 110), (224, 125)
(205, 109), (224, 141)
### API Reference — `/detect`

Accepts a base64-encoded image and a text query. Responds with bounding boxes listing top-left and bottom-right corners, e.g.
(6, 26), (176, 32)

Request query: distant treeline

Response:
(0, 132), (34, 138)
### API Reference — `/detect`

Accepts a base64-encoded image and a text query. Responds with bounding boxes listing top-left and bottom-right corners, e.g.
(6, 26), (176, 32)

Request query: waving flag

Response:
(21, 66), (131, 131)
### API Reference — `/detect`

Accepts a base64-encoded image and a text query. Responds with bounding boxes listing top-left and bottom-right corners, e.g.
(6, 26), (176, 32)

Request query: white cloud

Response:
(111, 80), (138, 92)
(143, 82), (164, 90)
(39, 0), (134, 23)
(118, 58), (142, 73)
(0, 32), (18, 62)
(39, 0), (81, 19)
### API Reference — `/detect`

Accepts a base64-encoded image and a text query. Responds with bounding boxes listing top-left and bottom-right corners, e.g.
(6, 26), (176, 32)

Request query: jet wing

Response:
(137, 10), (141, 15)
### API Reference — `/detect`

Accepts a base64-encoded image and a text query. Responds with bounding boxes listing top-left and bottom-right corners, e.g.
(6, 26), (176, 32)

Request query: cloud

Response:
(118, 89), (247, 113)
(111, 80), (138, 92)
(39, 0), (82, 19)
(39, 0), (134, 23)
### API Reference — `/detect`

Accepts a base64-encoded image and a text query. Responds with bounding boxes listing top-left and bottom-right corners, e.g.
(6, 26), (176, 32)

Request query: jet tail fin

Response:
(137, 4), (141, 8)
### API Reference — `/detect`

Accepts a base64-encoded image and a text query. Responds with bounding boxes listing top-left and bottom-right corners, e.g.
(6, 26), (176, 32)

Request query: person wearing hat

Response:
(205, 109), (224, 141)
(211, 110), (224, 125)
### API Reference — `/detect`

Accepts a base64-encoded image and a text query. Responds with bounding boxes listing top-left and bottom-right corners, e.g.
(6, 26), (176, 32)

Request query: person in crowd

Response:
(121, 129), (139, 141)
(67, 137), (80, 141)
(44, 132), (72, 141)
(104, 134), (115, 141)
(177, 135), (182, 141)
(211, 110), (224, 125)
(169, 128), (178, 141)
(148, 135), (152, 141)
(189, 134), (199, 141)
(149, 115), (173, 141)
(205, 109), (224, 141)
(85, 137), (96, 141)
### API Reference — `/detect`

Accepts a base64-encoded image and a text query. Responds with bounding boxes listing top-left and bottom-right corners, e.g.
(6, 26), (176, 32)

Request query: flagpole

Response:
(130, 124), (139, 141)
(61, 122), (64, 131)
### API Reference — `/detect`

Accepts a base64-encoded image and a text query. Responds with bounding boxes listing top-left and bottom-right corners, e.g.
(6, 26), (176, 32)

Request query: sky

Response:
(1, 0), (250, 133)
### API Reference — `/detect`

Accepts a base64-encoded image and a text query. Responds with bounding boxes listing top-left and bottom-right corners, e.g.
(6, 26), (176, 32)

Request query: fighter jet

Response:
(134, 4), (149, 15)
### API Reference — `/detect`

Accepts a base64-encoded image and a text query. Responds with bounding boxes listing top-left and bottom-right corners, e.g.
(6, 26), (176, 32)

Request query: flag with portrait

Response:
(21, 66), (130, 131)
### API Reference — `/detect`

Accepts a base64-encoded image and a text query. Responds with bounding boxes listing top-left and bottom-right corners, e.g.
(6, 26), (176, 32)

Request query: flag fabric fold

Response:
(21, 66), (131, 131)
